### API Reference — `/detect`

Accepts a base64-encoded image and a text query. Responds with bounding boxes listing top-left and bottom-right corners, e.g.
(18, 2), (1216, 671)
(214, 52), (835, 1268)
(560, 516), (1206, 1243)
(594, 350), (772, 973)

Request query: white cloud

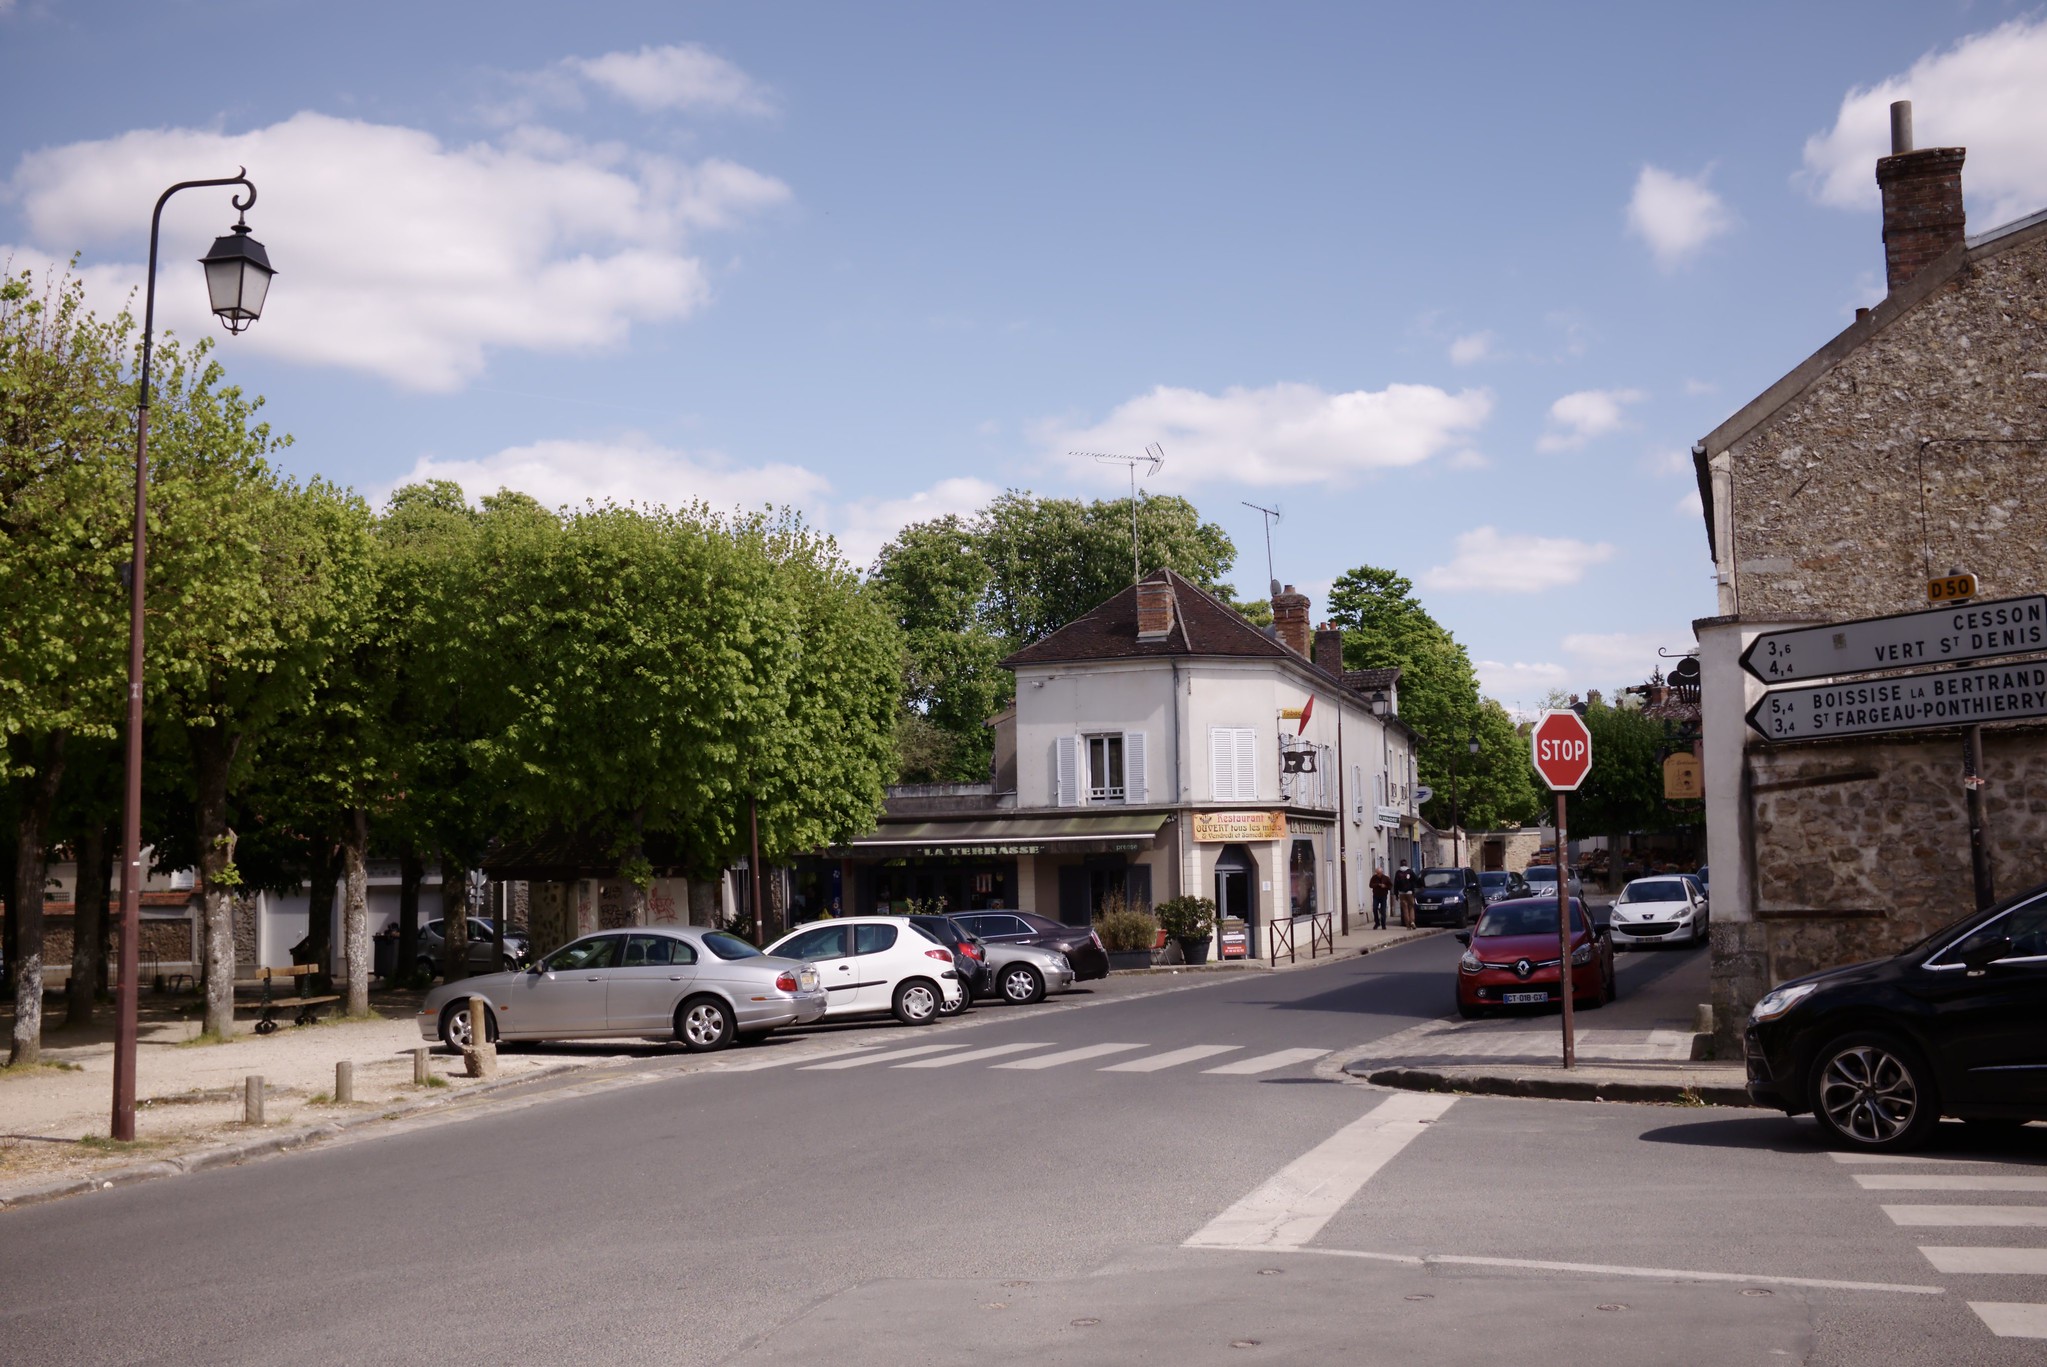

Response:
(1625, 165), (1736, 269)
(1562, 631), (1684, 690)
(1536, 387), (1646, 452)
(832, 476), (1003, 571)
(1421, 527), (1615, 594)
(1475, 659), (1570, 716)
(1675, 488), (1704, 516)
(1682, 377), (1717, 397)
(1801, 18), (2047, 227)
(3, 110), (789, 391)
(566, 44), (774, 116)
(1048, 380), (1493, 487)
(1642, 447), (1692, 477)
(1448, 330), (1495, 365)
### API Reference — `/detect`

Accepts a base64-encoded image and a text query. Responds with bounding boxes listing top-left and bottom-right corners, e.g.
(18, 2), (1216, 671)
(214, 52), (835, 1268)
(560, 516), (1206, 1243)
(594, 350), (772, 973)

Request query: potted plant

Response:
(1154, 896), (1217, 966)
(1094, 894), (1161, 971)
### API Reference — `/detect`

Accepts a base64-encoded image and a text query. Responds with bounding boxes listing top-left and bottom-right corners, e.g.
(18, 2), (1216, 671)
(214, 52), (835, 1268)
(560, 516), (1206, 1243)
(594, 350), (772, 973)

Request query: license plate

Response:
(1502, 991), (1549, 1005)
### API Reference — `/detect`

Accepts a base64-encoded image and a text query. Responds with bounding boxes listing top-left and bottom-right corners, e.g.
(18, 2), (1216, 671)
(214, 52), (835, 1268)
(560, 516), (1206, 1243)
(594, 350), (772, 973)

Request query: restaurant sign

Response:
(1192, 810), (1289, 843)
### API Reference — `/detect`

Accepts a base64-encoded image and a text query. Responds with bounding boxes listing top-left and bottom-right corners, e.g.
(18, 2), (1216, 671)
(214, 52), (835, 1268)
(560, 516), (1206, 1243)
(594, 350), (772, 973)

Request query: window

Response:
(853, 923), (900, 955)
(1209, 726), (1258, 801)
(624, 934), (696, 967)
(776, 926), (847, 960)
(1942, 897), (2047, 964)
(702, 932), (763, 961)
(540, 936), (622, 973)
(1288, 839), (1318, 918)
(1087, 734), (1125, 801)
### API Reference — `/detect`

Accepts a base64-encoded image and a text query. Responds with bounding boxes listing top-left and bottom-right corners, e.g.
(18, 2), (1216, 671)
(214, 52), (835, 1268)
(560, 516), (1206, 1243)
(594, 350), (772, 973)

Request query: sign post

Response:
(1530, 710), (1594, 1069)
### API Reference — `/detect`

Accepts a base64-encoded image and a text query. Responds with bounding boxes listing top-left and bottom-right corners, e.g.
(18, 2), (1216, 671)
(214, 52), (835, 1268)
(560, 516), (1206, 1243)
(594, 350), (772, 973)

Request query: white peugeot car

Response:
(765, 916), (963, 1025)
(1608, 875), (1710, 948)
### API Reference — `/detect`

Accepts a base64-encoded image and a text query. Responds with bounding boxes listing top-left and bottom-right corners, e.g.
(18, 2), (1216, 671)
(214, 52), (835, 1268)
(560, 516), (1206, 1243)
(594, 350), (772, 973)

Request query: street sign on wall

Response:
(1739, 595), (2047, 684)
(1746, 659), (2047, 741)
(1530, 710), (1593, 791)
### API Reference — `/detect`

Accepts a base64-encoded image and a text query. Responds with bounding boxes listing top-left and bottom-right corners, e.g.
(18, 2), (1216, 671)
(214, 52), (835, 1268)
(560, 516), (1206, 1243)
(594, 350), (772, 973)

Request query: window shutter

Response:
(1234, 728), (1257, 801)
(1353, 765), (1365, 823)
(1124, 731), (1148, 802)
(1209, 727), (1232, 801)
(1055, 735), (1080, 808)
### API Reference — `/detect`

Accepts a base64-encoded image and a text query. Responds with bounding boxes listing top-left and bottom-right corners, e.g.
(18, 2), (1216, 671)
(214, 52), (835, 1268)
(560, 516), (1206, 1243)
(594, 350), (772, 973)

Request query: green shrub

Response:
(1154, 896), (1216, 941)
(1094, 907), (1160, 953)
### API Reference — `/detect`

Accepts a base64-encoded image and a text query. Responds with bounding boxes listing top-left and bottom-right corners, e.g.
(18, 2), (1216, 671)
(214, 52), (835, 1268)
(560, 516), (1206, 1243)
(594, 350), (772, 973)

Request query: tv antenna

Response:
(1242, 500), (1282, 595)
(1074, 444), (1165, 584)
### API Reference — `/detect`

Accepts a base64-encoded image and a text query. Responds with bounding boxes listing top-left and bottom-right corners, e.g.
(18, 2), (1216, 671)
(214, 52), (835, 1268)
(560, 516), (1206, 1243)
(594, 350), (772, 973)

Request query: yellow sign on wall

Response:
(1192, 810), (1289, 843)
(1663, 752), (1703, 801)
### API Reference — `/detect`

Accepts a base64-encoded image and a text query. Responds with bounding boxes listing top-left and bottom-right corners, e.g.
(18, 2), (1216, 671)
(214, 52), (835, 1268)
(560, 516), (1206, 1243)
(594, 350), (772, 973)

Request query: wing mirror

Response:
(1453, 930), (1471, 946)
(1958, 936), (2013, 971)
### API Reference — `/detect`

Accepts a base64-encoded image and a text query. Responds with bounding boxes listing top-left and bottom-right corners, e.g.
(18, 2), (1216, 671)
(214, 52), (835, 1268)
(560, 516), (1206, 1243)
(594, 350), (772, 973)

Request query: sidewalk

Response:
(1344, 945), (1756, 1107)
(1114, 921), (1442, 975)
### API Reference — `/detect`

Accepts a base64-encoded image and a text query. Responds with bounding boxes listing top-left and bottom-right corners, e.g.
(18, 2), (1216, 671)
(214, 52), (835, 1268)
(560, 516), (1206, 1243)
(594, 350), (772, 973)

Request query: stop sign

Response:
(1531, 710), (1593, 791)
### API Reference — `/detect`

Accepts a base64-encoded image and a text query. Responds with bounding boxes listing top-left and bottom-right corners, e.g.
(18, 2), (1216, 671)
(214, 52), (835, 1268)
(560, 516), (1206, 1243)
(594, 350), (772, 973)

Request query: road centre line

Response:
(1884, 1205), (2047, 1227)
(801, 1043), (965, 1070)
(1184, 1092), (1455, 1251)
(1919, 1246), (2047, 1275)
(1968, 1303), (2047, 1338)
(1194, 1245), (1943, 1295)
(1203, 1048), (1330, 1076)
(1105, 1044), (1243, 1073)
(991, 1043), (1144, 1070)
(894, 1042), (1053, 1068)
(1855, 1174), (2047, 1192)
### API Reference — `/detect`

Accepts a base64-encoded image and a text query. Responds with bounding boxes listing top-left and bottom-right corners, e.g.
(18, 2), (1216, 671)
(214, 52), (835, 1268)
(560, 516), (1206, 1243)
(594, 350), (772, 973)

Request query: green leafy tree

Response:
(869, 516), (1007, 782)
(1564, 699), (1677, 841)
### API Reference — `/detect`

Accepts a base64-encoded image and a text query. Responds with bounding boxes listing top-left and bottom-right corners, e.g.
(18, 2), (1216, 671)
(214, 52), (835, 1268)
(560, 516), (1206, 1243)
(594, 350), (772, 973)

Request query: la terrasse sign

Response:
(1748, 659), (2047, 742)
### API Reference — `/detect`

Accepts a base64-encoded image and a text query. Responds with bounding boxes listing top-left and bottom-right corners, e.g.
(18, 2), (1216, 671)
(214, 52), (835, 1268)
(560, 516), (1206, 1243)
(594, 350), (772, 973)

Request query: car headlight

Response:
(1571, 942), (1594, 965)
(1750, 982), (1819, 1022)
(1459, 950), (1481, 974)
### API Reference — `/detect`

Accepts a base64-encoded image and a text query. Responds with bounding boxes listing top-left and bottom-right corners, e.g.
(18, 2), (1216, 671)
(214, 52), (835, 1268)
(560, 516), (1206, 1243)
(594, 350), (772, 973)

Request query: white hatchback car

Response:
(765, 917), (962, 1025)
(1608, 875), (1711, 948)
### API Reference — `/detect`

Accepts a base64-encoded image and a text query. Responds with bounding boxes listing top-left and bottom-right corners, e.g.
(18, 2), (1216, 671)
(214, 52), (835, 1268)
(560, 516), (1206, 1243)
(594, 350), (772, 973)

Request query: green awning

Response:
(843, 812), (1167, 857)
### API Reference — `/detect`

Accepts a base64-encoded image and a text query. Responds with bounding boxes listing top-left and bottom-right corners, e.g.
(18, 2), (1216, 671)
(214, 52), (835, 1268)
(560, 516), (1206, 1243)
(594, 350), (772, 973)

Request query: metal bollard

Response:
(413, 1047), (430, 1085)
(335, 1060), (354, 1104)
(244, 1075), (264, 1126)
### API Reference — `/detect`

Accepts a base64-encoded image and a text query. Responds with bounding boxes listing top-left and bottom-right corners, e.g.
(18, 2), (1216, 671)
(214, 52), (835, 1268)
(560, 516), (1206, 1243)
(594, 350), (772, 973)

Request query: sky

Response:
(6, 1), (2047, 717)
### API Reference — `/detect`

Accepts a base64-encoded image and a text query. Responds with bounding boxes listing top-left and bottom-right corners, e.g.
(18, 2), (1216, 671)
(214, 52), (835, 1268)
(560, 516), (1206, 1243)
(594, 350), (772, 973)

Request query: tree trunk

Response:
(10, 732), (68, 1065)
(398, 846), (423, 985)
(191, 729), (241, 1039)
(66, 819), (111, 1028)
(687, 876), (718, 928)
(340, 808), (370, 1015)
(302, 836), (338, 985)
(439, 851), (468, 982)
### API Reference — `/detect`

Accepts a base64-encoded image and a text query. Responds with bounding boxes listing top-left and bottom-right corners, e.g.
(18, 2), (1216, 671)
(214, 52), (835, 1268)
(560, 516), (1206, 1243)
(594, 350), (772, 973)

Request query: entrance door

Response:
(1213, 844), (1257, 954)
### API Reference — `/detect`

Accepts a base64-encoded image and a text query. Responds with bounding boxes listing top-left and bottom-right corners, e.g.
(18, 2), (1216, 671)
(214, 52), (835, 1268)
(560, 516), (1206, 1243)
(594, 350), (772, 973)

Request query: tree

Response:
(869, 516), (1006, 783)
(1564, 699), (1677, 841)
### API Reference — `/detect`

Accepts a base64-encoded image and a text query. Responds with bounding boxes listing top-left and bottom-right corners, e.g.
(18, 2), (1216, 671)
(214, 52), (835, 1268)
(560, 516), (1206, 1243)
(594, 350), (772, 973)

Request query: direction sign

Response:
(1740, 595), (2047, 684)
(1746, 659), (2047, 742)
(1531, 710), (1593, 790)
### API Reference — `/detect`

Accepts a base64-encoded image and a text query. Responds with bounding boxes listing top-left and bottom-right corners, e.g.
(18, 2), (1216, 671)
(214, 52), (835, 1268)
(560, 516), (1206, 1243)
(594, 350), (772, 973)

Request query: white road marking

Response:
(1920, 1246), (2047, 1275)
(1216, 1245), (1941, 1295)
(718, 1042), (882, 1072)
(1884, 1205), (2047, 1227)
(1102, 1044), (1242, 1073)
(801, 1043), (966, 1070)
(1184, 1092), (1455, 1250)
(1203, 1048), (1330, 1076)
(894, 1042), (1053, 1068)
(1855, 1174), (2047, 1192)
(1830, 1151), (2046, 1167)
(1969, 1302), (2047, 1338)
(991, 1043), (1145, 1070)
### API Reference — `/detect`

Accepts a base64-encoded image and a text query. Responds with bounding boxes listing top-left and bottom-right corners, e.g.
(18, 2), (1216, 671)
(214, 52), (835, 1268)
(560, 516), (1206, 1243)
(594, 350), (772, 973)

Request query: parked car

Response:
(907, 913), (988, 1015)
(975, 940), (1077, 1004)
(418, 926), (824, 1053)
(949, 910), (1111, 981)
(1696, 865), (1710, 896)
(1609, 876), (1711, 948)
(1521, 864), (1586, 902)
(1414, 868), (1486, 927)
(1477, 871), (1531, 905)
(764, 916), (962, 1025)
(420, 917), (529, 977)
(1746, 881), (2047, 1151)
(1454, 896), (1614, 1018)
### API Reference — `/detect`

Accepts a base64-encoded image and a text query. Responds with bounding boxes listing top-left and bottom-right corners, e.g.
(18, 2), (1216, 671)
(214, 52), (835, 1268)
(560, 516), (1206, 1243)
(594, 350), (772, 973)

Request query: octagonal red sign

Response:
(1531, 710), (1593, 791)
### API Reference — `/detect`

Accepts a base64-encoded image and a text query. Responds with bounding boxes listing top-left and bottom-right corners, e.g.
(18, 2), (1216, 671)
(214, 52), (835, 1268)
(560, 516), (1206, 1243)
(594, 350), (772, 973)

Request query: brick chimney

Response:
(1313, 623), (1344, 676)
(1876, 100), (1966, 293)
(1271, 583), (1311, 658)
(1135, 577), (1175, 642)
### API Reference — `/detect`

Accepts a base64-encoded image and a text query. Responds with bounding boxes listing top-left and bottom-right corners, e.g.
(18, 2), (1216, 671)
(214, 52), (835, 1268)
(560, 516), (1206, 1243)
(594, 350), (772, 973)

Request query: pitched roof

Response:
(1343, 667), (1402, 693)
(1000, 569), (1292, 668)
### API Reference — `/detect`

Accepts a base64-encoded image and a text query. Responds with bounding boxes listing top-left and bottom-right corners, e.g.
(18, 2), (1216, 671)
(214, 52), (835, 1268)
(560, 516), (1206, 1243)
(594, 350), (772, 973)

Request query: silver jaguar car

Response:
(976, 941), (1076, 1005)
(419, 925), (826, 1053)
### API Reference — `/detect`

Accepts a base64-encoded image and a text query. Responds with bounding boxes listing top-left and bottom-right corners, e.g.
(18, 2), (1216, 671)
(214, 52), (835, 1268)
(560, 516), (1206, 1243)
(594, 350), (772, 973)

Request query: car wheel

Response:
(416, 957), (438, 984)
(893, 978), (941, 1026)
(676, 996), (737, 1053)
(1809, 1032), (1940, 1152)
(438, 1000), (496, 1050)
(999, 963), (1047, 1005)
(1456, 993), (1486, 1020)
(938, 981), (972, 1016)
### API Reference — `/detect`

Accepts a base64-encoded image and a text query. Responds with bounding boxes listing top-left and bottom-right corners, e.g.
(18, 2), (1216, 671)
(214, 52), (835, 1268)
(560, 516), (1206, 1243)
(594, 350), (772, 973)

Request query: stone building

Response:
(1691, 104), (2047, 1048)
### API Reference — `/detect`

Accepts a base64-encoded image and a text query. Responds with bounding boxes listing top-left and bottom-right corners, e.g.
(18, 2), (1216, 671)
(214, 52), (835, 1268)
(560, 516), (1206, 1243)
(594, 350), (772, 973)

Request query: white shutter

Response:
(1055, 735), (1080, 808)
(1124, 731), (1147, 803)
(1353, 764), (1365, 823)
(1234, 728), (1257, 801)
(1209, 727), (1232, 802)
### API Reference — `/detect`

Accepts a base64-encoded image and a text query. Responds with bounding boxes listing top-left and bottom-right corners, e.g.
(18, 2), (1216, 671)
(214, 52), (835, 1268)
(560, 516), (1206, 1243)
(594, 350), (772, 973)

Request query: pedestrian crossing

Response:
(735, 1038), (1334, 1077)
(1828, 1142), (2047, 1340)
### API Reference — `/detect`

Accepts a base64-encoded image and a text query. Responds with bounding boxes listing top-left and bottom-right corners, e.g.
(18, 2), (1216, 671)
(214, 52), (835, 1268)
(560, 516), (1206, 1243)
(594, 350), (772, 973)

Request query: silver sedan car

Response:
(976, 941), (1076, 1005)
(419, 925), (825, 1053)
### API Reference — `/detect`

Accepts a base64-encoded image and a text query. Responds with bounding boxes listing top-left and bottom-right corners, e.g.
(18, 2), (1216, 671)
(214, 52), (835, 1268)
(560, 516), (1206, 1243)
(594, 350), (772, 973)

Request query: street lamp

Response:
(1450, 731), (1479, 867)
(111, 169), (274, 1142)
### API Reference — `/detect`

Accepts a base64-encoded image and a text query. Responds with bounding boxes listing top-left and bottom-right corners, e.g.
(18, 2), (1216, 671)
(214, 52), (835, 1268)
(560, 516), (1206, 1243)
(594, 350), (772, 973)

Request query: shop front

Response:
(829, 813), (1168, 922)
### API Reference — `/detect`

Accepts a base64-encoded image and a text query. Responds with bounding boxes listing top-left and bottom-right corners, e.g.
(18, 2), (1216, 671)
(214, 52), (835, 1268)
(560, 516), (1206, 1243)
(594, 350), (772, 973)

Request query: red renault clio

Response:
(1455, 896), (1615, 1018)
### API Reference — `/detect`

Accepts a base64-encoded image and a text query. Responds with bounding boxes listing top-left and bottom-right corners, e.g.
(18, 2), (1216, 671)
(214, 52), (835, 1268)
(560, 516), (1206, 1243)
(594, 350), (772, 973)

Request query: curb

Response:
(1110, 928), (1443, 975)
(1354, 1063), (1759, 1109)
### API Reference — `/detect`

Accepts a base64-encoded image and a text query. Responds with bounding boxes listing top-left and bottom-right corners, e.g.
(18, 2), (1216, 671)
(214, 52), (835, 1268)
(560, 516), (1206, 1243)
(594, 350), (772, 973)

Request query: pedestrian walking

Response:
(1368, 865), (1392, 930)
(1393, 861), (1418, 928)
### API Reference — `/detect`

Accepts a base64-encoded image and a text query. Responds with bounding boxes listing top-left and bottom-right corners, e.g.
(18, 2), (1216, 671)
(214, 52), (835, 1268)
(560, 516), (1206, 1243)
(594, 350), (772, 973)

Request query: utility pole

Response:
(1076, 446), (1165, 584)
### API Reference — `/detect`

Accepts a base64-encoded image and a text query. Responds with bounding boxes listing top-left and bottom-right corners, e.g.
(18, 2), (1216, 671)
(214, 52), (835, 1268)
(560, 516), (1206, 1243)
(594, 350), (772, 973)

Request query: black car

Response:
(949, 910), (1110, 981)
(1413, 868), (1486, 927)
(907, 914), (988, 1014)
(1746, 881), (2047, 1151)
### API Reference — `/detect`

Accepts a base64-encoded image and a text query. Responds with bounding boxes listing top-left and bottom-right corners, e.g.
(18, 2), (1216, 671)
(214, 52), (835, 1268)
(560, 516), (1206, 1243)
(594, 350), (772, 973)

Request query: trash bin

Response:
(373, 934), (397, 981)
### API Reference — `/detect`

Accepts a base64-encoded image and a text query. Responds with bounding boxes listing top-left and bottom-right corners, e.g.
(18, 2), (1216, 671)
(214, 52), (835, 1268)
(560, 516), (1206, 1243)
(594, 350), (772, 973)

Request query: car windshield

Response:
(1524, 867), (1557, 883)
(1619, 879), (1688, 904)
(701, 931), (763, 961)
(1420, 871), (1463, 889)
(1477, 873), (1510, 889)
(1476, 902), (1584, 936)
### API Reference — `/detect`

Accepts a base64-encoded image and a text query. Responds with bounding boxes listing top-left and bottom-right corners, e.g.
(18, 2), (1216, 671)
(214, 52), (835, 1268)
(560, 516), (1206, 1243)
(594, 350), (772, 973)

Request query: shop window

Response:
(1289, 838), (1318, 919)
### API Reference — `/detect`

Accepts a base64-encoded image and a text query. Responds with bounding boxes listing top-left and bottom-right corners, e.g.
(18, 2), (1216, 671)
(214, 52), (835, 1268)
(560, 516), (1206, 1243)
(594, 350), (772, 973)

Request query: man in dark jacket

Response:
(1368, 865), (1392, 930)
(1392, 862), (1418, 928)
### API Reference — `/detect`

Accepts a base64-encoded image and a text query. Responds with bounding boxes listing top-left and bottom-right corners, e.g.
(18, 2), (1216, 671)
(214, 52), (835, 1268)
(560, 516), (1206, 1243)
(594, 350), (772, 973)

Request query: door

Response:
(849, 922), (905, 1010)
(777, 924), (858, 1014)
(606, 934), (699, 1033)
(467, 918), (500, 973)
(1920, 897), (2047, 1107)
(1058, 867), (1089, 925)
(511, 934), (626, 1036)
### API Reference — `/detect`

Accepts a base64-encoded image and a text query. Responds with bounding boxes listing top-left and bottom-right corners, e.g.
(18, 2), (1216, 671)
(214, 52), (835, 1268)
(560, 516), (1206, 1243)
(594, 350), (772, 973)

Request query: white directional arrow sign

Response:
(1740, 595), (2047, 684)
(1747, 659), (2047, 742)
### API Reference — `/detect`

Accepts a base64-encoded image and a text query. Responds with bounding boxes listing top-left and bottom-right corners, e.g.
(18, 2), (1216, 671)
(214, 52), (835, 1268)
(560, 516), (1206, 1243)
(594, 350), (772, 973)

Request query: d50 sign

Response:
(1531, 710), (1593, 791)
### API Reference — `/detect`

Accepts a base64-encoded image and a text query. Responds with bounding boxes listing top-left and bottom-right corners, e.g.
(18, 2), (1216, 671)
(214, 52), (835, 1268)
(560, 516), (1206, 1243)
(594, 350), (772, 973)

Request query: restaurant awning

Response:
(840, 812), (1168, 858)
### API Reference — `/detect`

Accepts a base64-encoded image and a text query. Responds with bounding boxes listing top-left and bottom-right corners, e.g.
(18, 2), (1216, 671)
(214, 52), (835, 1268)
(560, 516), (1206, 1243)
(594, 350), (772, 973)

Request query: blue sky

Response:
(6, 1), (2046, 714)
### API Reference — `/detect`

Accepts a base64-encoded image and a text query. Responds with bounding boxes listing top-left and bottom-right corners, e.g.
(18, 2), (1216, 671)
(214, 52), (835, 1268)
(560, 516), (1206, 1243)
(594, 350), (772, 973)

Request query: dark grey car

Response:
(1414, 869), (1486, 927)
(420, 918), (529, 978)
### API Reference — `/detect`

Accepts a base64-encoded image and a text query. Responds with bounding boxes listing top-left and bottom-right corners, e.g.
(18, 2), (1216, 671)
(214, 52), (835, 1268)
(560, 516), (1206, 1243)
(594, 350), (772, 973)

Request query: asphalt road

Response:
(5, 934), (2044, 1366)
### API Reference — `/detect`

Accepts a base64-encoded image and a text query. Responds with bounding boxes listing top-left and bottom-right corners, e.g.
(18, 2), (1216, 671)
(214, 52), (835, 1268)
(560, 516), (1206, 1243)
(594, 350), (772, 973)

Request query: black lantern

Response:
(198, 217), (275, 333)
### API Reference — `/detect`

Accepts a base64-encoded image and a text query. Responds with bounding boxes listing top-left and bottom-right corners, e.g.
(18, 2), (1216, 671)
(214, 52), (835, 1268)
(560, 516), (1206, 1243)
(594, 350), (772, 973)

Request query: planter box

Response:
(1107, 949), (1154, 972)
(1176, 937), (1213, 966)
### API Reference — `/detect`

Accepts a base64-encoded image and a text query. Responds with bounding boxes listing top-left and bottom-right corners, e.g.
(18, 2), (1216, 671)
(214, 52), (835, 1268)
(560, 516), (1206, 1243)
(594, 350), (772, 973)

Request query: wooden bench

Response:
(234, 965), (340, 1034)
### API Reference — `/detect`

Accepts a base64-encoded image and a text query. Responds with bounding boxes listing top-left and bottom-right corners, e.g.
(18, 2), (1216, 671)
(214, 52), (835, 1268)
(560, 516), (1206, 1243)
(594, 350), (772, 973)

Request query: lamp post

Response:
(1449, 730), (1479, 867)
(111, 170), (274, 1142)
